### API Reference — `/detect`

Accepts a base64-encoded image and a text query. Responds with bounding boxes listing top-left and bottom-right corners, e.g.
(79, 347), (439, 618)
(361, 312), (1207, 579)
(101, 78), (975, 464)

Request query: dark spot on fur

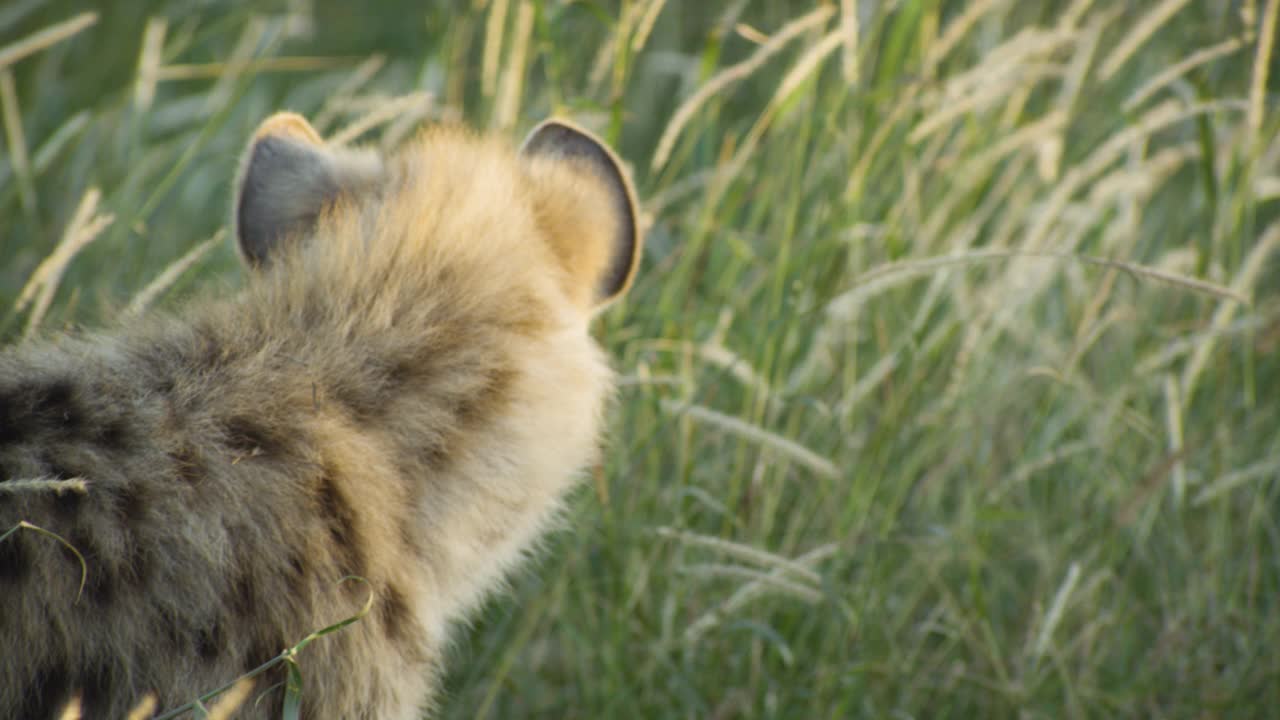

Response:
(379, 583), (413, 644)
(316, 470), (365, 579)
(119, 533), (149, 588)
(231, 571), (257, 618)
(170, 445), (206, 484)
(224, 415), (289, 459)
(196, 624), (225, 663)
(244, 632), (284, 673)
(399, 517), (425, 559)
(417, 437), (449, 470)
(0, 532), (31, 582)
(189, 322), (229, 372)
(0, 388), (25, 444)
(457, 366), (516, 430)
(34, 379), (83, 432)
(388, 355), (415, 387)
(76, 661), (114, 715)
(96, 417), (132, 452)
(109, 484), (146, 523)
(502, 290), (552, 336)
(330, 379), (381, 421)
(286, 550), (308, 583)
(20, 663), (72, 720)
(160, 613), (186, 652)
(96, 485), (152, 588)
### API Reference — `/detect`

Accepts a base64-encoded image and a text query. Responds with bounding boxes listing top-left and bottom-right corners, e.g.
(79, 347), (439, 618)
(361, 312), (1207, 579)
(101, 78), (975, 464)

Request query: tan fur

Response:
(0, 113), (641, 718)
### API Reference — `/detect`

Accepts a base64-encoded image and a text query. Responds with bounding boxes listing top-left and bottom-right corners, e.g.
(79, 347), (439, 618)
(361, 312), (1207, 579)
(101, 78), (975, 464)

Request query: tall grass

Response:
(3, 0), (1278, 717)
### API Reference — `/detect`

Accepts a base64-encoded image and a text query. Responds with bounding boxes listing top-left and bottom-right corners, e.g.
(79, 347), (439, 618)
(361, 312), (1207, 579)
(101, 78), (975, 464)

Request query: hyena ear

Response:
(233, 112), (381, 267)
(520, 119), (641, 309)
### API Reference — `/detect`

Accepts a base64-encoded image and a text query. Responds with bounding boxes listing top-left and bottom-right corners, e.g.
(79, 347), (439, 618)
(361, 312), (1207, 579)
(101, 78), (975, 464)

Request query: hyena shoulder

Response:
(0, 112), (641, 719)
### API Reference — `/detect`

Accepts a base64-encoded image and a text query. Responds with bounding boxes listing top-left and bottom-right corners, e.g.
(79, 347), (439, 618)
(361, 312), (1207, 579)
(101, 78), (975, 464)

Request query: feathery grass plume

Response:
(991, 440), (1097, 500)
(1029, 562), (1083, 663)
(1162, 374), (1187, 505)
(655, 527), (821, 583)
(683, 545), (838, 646)
(1137, 306), (1280, 375)
(651, 5), (834, 171)
(1097, 0), (1193, 80)
(1123, 37), (1247, 111)
(0, 476), (89, 495)
(1181, 222), (1280, 396)
(677, 563), (821, 603)
(660, 399), (840, 480)
(921, 0), (1010, 77)
(829, 250), (1246, 320)
(1193, 456), (1280, 506)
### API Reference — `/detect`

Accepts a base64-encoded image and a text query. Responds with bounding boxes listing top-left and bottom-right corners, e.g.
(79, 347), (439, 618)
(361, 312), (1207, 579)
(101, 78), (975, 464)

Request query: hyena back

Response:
(0, 112), (641, 718)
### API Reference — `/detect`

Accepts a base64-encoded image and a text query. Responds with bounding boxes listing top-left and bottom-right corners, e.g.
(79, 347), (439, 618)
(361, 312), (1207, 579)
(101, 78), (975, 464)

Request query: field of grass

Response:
(3, 0), (1280, 717)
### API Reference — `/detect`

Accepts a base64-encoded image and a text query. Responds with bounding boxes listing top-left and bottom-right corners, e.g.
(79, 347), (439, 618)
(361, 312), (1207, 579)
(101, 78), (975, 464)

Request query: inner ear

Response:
(233, 113), (381, 268)
(520, 120), (642, 306)
(235, 133), (340, 267)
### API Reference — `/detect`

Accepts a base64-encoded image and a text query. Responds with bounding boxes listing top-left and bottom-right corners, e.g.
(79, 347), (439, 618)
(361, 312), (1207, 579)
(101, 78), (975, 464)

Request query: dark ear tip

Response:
(520, 119), (590, 157)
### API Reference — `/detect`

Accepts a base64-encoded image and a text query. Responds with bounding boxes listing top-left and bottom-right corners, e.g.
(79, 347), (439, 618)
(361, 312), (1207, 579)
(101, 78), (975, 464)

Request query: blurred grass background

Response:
(3, 0), (1280, 717)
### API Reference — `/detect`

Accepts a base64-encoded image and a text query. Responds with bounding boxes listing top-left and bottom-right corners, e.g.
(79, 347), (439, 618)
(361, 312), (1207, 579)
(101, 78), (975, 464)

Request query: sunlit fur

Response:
(0, 113), (641, 719)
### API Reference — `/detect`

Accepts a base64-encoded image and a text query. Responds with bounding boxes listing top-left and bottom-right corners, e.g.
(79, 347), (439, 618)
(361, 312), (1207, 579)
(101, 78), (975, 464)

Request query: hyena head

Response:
(0, 113), (641, 719)
(235, 111), (641, 311)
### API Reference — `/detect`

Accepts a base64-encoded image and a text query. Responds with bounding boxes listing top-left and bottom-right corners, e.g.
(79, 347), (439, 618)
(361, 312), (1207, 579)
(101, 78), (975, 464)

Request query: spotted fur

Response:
(0, 113), (641, 719)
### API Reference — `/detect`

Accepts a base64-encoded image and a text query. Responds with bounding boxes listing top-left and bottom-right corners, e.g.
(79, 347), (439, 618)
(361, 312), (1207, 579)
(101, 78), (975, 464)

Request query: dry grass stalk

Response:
(0, 67), (33, 215)
(14, 187), (114, 339)
(492, 0), (534, 131)
(1098, 0), (1192, 80)
(133, 17), (167, 111)
(0, 12), (98, 71)
(481, 0), (510, 98)
(1249, 0), (1279, 135)
(124, 231), (224, 317)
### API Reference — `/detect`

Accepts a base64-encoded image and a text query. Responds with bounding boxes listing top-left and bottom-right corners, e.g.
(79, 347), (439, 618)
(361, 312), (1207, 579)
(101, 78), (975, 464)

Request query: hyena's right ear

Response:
(520, 119), (642, 310)
(233, 112), (381, 267)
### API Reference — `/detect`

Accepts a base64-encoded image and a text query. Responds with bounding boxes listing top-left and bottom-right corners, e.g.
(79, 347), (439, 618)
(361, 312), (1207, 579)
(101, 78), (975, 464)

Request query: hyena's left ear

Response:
(233, 112), (381, 267)
(520, 119), (641, 309)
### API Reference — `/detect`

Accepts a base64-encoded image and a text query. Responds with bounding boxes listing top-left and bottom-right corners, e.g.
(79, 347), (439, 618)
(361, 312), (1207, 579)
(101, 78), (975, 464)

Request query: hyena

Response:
(0, 112), (641, 718)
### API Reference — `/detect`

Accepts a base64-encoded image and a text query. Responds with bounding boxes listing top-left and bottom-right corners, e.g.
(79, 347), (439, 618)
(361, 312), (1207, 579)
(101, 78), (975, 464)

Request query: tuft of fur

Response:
(0, 113), (641, 719)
